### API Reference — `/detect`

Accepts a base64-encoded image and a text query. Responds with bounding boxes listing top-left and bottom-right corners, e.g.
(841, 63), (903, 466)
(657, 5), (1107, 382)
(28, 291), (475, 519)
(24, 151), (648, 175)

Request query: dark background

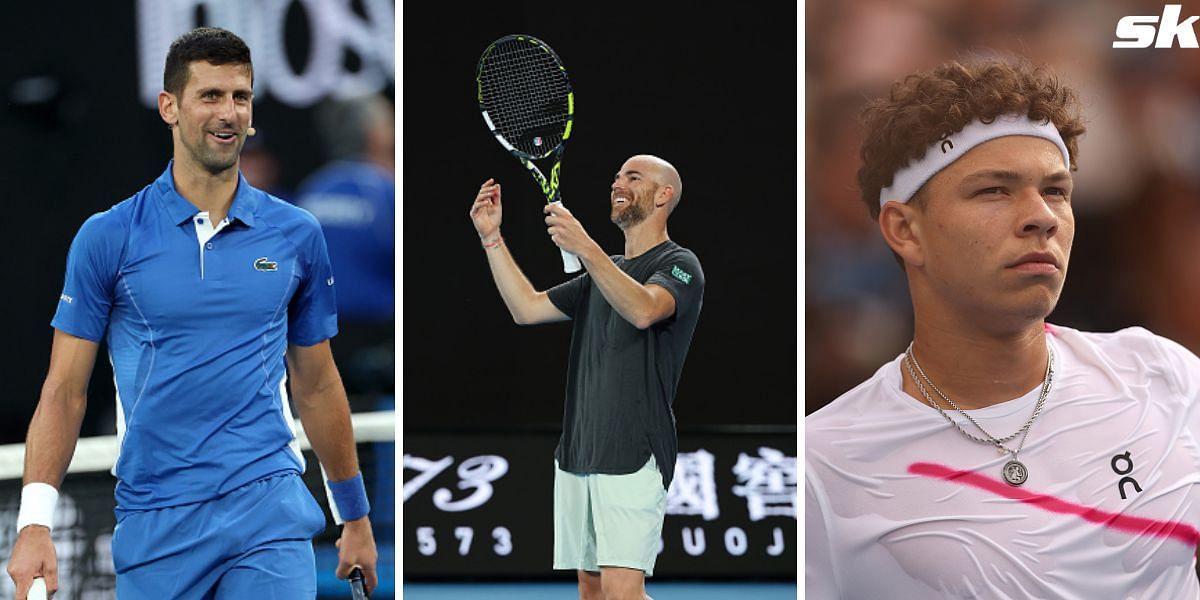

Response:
(401, 1), (798, 584)
(0, 1), (394, 444)
(402, 2), (798, 433)
(404, 430), (796, 579)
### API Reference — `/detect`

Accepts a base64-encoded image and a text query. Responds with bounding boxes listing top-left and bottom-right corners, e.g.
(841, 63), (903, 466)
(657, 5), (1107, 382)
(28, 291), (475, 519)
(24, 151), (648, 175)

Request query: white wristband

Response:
(16, 483), (59, 532)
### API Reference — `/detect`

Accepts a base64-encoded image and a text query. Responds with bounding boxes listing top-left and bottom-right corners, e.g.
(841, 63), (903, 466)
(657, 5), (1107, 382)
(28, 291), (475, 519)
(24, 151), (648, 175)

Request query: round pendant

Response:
(1002, 460), (1028, 486)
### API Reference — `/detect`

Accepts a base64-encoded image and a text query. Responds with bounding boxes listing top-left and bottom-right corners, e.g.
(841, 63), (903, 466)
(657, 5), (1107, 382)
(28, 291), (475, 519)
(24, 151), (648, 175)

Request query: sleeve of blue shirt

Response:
(287, 215), (339, 346)
(51, 211), (126, 342)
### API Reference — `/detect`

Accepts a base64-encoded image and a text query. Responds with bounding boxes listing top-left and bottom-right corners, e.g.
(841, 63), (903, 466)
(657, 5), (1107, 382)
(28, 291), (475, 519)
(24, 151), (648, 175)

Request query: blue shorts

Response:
(112, 472), (326, 599)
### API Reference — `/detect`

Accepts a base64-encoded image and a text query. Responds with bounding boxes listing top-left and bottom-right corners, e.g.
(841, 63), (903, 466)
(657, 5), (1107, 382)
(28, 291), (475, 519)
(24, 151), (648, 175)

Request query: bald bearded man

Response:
(470, 155), (705, 600)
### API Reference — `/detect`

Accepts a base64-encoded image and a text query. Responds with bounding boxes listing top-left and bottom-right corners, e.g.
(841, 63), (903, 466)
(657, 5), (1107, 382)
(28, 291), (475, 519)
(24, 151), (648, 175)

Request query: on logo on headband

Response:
(883, 114), (1070, 208)
(879, 114), (1070, 207)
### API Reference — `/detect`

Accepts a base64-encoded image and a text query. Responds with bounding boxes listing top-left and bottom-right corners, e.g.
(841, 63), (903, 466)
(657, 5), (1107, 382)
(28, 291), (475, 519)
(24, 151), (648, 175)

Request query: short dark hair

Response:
(857, 58), (1086, 221)
(163, 27), (253, 95)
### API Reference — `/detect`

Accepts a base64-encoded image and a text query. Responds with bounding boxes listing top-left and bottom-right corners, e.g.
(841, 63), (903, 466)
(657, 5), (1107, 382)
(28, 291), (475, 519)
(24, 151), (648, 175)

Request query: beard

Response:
(610, 187), (656, 228)
(181, 128), (242, 174)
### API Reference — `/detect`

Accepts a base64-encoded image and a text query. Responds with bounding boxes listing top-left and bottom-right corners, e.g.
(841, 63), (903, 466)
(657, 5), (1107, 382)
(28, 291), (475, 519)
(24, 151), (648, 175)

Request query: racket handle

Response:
(560, 247), (582, 273)
(548, 200), (583, 273)
(29, 578), (48, 600)
(349, 566), (369, 599)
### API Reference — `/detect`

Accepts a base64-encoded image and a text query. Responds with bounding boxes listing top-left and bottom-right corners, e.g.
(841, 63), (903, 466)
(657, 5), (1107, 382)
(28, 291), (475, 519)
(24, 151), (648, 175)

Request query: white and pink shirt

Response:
(806, 325), (1200, 599)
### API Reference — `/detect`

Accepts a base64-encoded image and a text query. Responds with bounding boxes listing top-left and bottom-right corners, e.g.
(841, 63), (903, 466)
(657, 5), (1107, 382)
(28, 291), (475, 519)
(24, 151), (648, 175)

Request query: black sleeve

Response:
(546, 271), (591, 318)
(645, 248), (704, 319)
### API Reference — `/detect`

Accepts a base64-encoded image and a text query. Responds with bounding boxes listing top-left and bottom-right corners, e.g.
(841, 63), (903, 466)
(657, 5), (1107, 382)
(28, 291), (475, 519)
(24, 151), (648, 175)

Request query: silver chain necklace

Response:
(903, 342), (1054, 486)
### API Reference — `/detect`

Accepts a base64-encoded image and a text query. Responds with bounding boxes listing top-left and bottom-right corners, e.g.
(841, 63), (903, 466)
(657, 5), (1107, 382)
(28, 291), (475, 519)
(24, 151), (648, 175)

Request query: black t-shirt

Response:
(546, 239), (704, 489)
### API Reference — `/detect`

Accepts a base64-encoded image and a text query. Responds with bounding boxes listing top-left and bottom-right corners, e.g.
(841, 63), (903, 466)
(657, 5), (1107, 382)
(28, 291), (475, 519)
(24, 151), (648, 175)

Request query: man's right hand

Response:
(470, 178), (503, 241)
(7, 525), (57, 600)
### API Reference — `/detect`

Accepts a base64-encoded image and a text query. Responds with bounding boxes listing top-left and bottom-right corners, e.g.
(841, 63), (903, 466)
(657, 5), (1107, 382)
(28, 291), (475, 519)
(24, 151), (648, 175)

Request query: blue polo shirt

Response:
(52, 162), (338, 513)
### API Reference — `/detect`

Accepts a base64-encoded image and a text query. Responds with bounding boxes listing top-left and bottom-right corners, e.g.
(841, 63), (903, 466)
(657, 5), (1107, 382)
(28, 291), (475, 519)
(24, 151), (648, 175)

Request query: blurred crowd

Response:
(805, 0), (1200, 413)
(243, 92), (396, 411)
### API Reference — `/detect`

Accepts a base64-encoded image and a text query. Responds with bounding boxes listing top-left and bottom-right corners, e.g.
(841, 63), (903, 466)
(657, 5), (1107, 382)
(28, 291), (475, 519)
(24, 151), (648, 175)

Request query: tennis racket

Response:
(349, 566), (369, 599)
(476, 34), (582, 273)
(28, 577), (48, 600)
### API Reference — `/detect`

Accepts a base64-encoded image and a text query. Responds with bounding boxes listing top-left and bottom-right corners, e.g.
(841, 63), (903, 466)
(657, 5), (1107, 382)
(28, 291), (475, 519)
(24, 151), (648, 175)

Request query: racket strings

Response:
(479, 39), (570, 156)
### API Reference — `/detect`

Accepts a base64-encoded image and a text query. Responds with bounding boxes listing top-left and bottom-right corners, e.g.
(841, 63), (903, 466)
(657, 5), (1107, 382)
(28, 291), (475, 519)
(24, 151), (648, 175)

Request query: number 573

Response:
(415, 526), (514, 557)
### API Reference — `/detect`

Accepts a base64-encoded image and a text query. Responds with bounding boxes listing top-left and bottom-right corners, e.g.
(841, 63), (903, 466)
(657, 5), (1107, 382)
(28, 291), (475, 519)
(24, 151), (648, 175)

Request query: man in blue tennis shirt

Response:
(7, 28), (377, 598)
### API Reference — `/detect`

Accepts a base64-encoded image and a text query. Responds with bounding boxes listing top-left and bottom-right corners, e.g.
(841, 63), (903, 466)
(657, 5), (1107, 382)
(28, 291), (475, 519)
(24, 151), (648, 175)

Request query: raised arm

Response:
(8, 330), (99, 599)
(470, 179), (569, 325)
(286, 341), (378, 594)
(543, 203), (676, 329)
(576, 255), (675, 330)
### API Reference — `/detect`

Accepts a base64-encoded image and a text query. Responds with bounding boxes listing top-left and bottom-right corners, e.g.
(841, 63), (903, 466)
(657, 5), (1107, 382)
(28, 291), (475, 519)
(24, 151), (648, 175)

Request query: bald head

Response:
(627, 154), (683, 213)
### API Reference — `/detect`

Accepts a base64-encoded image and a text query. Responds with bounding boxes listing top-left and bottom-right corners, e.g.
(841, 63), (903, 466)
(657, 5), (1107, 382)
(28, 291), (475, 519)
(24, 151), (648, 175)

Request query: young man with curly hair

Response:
(806, 59), (1200, 598)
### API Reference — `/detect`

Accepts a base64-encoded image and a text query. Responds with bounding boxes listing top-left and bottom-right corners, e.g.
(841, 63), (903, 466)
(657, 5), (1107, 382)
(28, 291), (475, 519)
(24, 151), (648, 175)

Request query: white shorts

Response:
(552, 455), (667, 576)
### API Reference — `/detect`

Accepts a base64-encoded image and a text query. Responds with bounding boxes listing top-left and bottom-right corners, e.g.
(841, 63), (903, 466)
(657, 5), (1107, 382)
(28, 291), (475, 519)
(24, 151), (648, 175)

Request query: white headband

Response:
(878, 114), (1070, 207)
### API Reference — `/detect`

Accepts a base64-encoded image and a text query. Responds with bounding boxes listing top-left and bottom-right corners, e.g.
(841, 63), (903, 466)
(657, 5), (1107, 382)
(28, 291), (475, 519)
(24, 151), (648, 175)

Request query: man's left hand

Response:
(544, 203), (601, 262)
(335, 517), (378, 594)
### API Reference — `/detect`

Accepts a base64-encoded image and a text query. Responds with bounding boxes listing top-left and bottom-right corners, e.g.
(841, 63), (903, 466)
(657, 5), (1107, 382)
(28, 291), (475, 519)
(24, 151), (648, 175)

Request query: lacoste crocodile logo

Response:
(253, 257), (278, 272)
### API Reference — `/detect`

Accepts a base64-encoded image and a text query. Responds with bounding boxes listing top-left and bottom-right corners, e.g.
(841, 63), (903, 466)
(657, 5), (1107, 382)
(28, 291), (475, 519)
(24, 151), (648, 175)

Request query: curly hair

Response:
(857, 59), (1086, 220)
(163, 27), (253, 96)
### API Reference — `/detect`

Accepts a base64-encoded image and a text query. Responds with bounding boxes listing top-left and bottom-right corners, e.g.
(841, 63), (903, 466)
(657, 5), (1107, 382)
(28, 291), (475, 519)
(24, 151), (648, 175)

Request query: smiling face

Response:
(161, 61), (253, 176)
(610, 156), (664, 228)
(899, 135), (1075, 328)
